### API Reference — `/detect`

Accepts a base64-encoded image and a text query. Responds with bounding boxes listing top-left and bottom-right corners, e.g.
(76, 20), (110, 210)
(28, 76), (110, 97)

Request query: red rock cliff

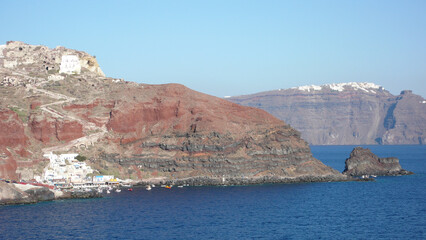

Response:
(100, 84), (345, 183)
(0, 109), (28, 179)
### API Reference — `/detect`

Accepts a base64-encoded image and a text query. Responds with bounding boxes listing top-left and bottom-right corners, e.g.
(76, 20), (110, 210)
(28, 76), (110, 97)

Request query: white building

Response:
(59, 55), (81, 74)
(0, 45), (6, 58)
(93, 175), (115, 183)
(42, 153), (93, 184)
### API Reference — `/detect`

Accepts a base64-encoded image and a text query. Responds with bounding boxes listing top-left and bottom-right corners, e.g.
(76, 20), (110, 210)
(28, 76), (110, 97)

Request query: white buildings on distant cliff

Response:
(59, 55), (81, 74)
(42, 153), (93, 184)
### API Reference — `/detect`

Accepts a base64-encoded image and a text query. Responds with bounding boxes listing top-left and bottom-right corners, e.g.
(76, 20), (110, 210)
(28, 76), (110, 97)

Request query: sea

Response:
(0, 145), (425, 240)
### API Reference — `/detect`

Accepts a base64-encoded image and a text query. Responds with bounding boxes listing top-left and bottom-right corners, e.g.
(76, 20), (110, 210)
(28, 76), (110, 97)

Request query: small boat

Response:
(146, 185), (152, 191)
(115, 188), (121, 192)
(177, 185), (183, 188)
(165, 185), (171, 189)
(128, 188), (133, 191)
(106, 190), (111, 194)
(97, 188), (103, 193)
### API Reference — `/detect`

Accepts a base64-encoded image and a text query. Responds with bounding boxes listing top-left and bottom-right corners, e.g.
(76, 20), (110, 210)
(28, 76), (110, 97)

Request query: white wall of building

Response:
(59, 55), (81, 74)
(0, 45), (6, 58)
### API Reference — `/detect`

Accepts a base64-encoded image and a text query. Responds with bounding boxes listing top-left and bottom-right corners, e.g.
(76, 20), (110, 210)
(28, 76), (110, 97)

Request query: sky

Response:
(1, 0), (425, 97)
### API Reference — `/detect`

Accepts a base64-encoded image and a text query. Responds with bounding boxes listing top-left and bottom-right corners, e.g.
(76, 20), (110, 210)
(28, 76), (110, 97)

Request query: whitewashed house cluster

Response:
(43, 152), (94, 184)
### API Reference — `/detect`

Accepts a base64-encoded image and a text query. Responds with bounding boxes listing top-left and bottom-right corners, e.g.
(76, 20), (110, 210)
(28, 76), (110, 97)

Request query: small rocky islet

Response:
(342, 147), (413, 177)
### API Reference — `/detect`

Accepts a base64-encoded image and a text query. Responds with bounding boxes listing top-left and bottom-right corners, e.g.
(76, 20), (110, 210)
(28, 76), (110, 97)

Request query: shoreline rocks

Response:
(0, 182), (101, 206)
(343, 147), (413, 177)
(134, 174), (356, 187)
(55, 190), (102, 201)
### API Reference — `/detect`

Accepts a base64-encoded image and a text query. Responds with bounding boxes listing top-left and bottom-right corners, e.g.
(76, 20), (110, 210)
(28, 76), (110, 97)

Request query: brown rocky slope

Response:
(0, 41), (347, 184)
(228, 83), (426, 145)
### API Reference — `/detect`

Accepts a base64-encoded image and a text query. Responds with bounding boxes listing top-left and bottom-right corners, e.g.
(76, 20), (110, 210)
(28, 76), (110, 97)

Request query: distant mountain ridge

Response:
(228, 82), (426, 145)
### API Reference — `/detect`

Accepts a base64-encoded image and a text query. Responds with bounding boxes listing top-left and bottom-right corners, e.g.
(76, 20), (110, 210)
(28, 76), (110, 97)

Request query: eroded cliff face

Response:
(29, 115), (84, 143)
(381, 91), (426, 144)
(0, 41), (346, 184)
(0, 109), (28, 179)
(229, 83), (425, 145)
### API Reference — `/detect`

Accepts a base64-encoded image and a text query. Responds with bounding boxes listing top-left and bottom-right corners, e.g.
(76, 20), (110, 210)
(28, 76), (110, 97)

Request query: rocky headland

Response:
(342, 147), (413, 177)
(0, 41), (349, 187)
(228, 83), (426, 145)
(0, 181), (101, 205)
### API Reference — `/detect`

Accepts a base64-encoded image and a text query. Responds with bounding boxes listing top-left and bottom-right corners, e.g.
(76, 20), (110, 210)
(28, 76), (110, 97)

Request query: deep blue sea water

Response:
(0, 145), (425, 240)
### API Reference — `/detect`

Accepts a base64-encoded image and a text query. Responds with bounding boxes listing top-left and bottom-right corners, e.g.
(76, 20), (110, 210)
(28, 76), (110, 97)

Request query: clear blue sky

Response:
(1, 0), (425, 97)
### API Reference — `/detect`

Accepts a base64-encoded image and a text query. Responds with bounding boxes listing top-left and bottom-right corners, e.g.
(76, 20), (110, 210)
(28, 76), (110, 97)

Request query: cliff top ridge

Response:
(0, 41), (105, 86)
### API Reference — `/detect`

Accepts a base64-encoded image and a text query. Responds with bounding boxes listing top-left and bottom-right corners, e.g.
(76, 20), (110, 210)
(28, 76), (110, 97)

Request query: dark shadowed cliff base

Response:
(135, 174), (351, 187)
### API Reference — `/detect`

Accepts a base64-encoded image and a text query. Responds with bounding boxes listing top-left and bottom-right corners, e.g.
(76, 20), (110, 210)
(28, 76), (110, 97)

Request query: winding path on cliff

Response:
(26, 84), (108, 153)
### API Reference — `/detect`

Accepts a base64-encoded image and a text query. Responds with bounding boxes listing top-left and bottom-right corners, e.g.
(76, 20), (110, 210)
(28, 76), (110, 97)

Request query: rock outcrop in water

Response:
(0, 41), (347, 185)
(228, 83), (426, 145)
(342, 147), (413, 176)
